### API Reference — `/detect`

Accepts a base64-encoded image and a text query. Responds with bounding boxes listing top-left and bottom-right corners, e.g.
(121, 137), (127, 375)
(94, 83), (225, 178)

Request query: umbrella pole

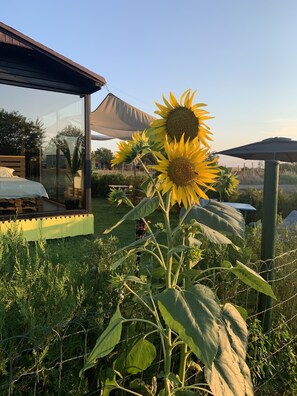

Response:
(258, 160), (279, 333)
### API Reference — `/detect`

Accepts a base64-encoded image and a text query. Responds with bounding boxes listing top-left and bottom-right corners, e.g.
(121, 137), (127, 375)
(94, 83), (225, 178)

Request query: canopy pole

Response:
(258, 160), (279, 333)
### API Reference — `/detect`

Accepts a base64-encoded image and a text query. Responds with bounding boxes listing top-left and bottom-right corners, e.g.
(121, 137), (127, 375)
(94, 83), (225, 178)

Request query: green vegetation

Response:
(0, 196), (296, 394)
(0, 229), (136, 394)
(83, 157), (276, 396)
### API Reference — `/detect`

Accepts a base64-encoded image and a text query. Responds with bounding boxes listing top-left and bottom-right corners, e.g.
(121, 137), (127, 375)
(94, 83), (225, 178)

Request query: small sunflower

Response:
(150, 89), (213, 148)
(153, 135), (219, 208)
(111, 140), (134, 166)
(131, 130), (149, 150)
(111, 130), (149, 166)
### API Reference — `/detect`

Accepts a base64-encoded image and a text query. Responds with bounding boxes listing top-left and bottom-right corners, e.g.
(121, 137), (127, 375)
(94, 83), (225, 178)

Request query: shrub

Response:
(0, 230), (136, 394)
(247, 317), (297, 395)
(91, 172), (148, 198)
(230, 188), (297, 223)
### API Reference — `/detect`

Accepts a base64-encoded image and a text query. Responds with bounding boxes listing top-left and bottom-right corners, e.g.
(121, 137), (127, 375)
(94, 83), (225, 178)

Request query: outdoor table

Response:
(220, 202), (256, 220)
(108, 184), (132, 191)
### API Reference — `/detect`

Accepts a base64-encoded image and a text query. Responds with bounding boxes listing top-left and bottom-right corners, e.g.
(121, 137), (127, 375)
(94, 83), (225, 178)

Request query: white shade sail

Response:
(90, 93), (156, 141)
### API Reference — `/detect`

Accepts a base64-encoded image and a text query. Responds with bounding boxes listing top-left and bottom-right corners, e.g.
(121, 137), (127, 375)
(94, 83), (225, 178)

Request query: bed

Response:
(0, 156), (48, 214)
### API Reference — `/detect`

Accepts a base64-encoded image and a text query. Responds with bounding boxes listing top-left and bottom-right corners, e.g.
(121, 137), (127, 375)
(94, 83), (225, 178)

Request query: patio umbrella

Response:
(218, 137), (297, 332)
(218, 137), (297, 162)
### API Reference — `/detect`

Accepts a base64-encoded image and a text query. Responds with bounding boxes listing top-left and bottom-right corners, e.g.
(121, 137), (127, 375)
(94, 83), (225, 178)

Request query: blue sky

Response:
(2, 0), (297, 166)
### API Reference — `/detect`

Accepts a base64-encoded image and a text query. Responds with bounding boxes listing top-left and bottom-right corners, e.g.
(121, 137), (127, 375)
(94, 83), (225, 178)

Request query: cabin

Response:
(0, 21), (106, 240)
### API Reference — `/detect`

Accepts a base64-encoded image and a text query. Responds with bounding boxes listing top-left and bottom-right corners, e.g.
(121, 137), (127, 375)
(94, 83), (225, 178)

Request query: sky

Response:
(2, 0), (297, 167)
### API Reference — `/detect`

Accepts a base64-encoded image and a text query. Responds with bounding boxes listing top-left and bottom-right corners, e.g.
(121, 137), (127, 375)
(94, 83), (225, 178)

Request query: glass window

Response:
(0, 84), (85, 216)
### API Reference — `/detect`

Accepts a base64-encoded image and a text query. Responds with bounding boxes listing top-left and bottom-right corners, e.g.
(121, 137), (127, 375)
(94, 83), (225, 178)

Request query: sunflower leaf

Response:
(125, 338), (157, 374)
(196, 222), (233, 244)
(205, 303), (254, 396)
(104, 197), (159, 234)
(80, 306), (124, 376)
(181, 201), (245, 241)
(158, 284), (220, 368)
(231, 261), (276, 299)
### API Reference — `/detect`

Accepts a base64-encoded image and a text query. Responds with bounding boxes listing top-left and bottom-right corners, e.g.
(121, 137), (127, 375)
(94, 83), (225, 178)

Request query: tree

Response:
(0, 108), (45, 175)
(93, 147), (113, 169)
(53, 125), (84, 151)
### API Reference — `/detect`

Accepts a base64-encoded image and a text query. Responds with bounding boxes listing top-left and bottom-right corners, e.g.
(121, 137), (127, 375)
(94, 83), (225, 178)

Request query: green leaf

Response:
(116, 233), (152, 253)
(125, 275), (147, 284)
(232, 304), (249, 321)
(169, 245), (191, 254)
(104, 197), (159, 234)
(80, 306), (124, 376)
(197, 222), (233, 244)
(129, 378), (150, 393)
(231, 261), (276, 299)
(205, 303), (254, 396)
(222, 260), (232, 268)
(111, 254), (130, 270)
(158, 285), (220, 368)
(125, 338), (157, 374)
(100, 368), (118, 396)
(181, 201), (245, 241)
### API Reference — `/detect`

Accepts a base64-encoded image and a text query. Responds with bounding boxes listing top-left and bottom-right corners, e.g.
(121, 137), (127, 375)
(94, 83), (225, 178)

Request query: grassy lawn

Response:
(46, 197), (180, 258)
(92, 197), (136, 246)
(92, 197), (180, 247)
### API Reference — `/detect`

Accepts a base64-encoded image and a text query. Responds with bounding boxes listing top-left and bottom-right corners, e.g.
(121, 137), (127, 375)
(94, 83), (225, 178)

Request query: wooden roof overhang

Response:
(0, 21), (106, 95)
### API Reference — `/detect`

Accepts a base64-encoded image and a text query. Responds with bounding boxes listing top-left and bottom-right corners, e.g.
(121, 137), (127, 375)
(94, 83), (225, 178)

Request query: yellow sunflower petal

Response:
(169, 91), (179, 107)
(162, 94), (173, 110)
(186, 89), (197, 108)
(179, 89), (190, 105)
(150, 119), (166, 127)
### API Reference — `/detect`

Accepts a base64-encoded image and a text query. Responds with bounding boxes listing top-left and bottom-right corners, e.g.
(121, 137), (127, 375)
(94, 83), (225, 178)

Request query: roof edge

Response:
(0, 21), (106, 87)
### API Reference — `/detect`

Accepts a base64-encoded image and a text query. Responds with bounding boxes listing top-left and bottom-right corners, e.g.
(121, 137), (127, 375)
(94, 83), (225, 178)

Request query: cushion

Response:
(0, 167), (15, 177)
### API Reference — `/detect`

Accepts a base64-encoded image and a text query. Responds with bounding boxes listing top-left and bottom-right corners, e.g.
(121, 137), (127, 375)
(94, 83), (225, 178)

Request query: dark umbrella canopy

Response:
(218, 137), (297, 162)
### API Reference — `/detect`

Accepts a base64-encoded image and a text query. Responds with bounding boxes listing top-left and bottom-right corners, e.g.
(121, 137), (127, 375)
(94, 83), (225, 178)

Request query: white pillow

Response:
(0, 167), (15, 177)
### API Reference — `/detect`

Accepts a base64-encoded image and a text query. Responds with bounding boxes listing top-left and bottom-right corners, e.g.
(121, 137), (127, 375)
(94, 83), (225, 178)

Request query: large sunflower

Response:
(153, 136), (218, 208)
(111, 130), (149, 166)
(150, 89), (213, 148)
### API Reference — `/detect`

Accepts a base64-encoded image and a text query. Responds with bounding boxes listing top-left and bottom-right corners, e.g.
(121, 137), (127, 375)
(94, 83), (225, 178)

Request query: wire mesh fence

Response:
(0, 249), (296, 395)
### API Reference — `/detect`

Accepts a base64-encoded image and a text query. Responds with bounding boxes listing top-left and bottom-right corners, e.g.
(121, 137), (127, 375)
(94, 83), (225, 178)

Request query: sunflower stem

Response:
(164, 192), (173, 286)
(178, 343), (188, 386)
(140, 218), (166, 269)
(138, 157), (167, 212)
(178, 255), (192, 385)
(163, 192), (174, 395)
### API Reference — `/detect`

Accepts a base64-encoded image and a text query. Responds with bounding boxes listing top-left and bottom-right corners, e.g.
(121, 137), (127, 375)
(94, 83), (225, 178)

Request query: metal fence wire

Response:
(0, 249), (296, 395)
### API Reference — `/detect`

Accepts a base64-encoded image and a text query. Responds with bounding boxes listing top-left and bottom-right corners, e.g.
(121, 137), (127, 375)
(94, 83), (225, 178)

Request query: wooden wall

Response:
(0, 155), (25, 178)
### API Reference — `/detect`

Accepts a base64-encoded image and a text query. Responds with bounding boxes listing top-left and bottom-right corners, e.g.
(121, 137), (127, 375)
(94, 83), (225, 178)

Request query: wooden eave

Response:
(0, 21), (106, 95)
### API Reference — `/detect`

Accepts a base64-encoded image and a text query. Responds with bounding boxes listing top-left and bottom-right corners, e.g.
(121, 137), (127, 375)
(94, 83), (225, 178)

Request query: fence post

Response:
(257, 160), (279, 333)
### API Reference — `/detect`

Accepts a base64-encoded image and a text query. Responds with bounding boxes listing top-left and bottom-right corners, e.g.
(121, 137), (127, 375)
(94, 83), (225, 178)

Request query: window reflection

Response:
(0, 84), (85, 216)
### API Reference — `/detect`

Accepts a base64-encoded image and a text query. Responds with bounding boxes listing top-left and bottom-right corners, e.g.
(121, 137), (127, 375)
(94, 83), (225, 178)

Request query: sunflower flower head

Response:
(111, 130), (149, 166)
(149, 89), (213, 149)
(111, 140), (135, 166)
(152, 135), (219, 208)
(131, 130), (150, 152)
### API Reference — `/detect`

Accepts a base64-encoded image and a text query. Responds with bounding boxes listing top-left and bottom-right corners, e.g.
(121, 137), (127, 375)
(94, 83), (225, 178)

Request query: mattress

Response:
(0, 177), (49, 199)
